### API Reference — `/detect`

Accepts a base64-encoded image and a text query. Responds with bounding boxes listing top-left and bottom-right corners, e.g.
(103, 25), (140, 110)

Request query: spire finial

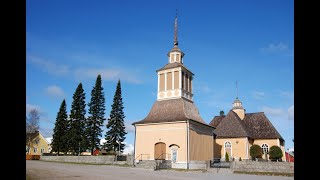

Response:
(174, 9), (178, 46)
(236, 80), (239, 99)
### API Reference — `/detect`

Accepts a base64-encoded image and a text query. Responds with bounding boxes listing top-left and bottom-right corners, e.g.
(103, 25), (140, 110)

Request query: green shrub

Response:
(269, 146), (283, 161)
(250, 144), (262, 160)
(225, 152), (229, 162)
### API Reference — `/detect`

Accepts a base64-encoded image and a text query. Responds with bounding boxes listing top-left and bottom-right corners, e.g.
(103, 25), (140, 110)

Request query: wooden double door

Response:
(154, 142), (166, 160)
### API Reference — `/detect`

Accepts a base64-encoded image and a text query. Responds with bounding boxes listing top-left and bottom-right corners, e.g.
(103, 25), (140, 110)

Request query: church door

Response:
(154, 142), (166, 160)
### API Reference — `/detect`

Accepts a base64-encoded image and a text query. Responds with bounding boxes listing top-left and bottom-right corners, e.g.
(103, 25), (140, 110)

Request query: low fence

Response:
(40, 155), (133, 165)
(231, 161), (294, 173)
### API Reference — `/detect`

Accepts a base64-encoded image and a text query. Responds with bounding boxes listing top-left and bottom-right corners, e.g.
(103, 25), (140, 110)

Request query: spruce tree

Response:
(104, 80), (127, 154)
(87, 75), (106, 155)
(51, 99), (68, 155)
(68, 83), (86, 155)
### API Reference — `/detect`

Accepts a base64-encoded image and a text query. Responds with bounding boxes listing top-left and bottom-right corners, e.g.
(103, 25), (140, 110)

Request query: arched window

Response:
(224, 141), (232, 158)
(169, 144), (179, 163)
(261, 144), (269, 154)
(225, 142), (232, 148)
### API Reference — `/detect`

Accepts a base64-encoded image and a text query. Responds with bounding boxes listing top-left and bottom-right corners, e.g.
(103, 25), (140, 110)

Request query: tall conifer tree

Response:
(104, 80), (127, 153)
(87, 75), (106, 155)
(68, 83), (86, 155)
(51, 99), (68, 155)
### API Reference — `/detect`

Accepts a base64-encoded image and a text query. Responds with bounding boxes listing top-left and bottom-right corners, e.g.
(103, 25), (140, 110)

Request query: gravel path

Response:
(26, 160), (294, 180)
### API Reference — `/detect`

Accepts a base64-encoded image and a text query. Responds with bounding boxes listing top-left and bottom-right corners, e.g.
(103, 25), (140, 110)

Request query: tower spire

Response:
(236, 80), (238, 99)
(174, 9), (178, 46)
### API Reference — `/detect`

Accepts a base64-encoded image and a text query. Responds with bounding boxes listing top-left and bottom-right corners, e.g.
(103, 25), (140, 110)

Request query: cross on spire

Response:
(236, 80), (239, 99)
(174, 9), (178, 46)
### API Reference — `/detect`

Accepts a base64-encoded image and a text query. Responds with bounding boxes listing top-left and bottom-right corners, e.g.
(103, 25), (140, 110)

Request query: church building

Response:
(132, 16), (215, 169)
(210, 96), (286, 161)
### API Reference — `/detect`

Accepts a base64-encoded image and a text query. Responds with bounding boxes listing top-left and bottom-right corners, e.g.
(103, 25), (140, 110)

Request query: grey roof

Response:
(157, 62), (194, 75)
(167, 46), (185, 57)
(212, 111), (251, 138)
(209, 115), (225, 128)
(209, 110), (284, 140)
(243, 112), (283, 140)
(133, 98), (206, 125)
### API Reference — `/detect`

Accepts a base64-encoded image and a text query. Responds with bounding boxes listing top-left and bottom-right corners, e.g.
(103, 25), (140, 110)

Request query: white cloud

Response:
(100, 138), (107, 145)
(261, 42), (289, 53)
(45, 137), (53, 144)
(125, 123), (135, 133)
(26, 104), (41, 114)
(74, 68), (142, 84)
(280, 91), (294, 99)
(288, 105), (294, 120)
(39, 127), (53, 138)
(194, 82), (211, 93)
(261, 106), (284, 117)
(27, 55), (142, 84)
(46, 85), (65, 98)
(252, 91), (265, 100)
(27, 55), (70, 76)
(123, 142), (134, 155)
(99, 140), (134, 155)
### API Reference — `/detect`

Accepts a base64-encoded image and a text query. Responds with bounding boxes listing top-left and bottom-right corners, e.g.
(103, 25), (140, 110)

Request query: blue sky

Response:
(26, 0), (294, 153)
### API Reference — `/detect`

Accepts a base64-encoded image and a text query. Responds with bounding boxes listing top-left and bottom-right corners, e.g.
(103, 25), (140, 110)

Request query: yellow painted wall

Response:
(167, 72), (172, 90)
(254, 139), (285, 161)
(26, 133), (51, 155)
(232, 109), (245, 120)
(159, 74), (164, 91)
(174, 71), (179, 89)
(135, 122), (187, 162)
(215, 138), (249, 160)
(189, 129), (213, 161)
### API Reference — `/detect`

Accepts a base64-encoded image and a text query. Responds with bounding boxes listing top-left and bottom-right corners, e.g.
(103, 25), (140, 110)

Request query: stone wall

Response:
(40, 155), (134, 165)
(231, 161), (294, 173)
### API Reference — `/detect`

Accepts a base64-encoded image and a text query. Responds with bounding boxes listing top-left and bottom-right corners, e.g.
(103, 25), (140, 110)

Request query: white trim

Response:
(187, 120), (190, 169)
(164, 73), (167, 91)
(246, 137), (249, 159)
(135, 121), (186, 126)
(170, 145), (179, 163)
(277, 139), (280, 146)
(157, 74), (160, 93)
(261, 143), (269, 153)
(179, 70), (182, 89)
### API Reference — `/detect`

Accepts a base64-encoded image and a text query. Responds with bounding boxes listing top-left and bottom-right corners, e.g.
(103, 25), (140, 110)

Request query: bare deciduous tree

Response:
(26, 109), (40, 154)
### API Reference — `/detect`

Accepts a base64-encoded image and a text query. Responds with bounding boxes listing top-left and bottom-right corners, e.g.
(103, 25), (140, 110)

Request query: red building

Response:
(285, 152), (294, 162)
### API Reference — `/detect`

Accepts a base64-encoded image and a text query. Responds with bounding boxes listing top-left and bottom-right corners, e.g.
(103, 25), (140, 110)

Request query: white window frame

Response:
(169, 145), (179, 163)
(224, 141), (232, 157)
(41, 148), (45, 153)
(261, 143), (269, 154)
(34, 148), (37, 153)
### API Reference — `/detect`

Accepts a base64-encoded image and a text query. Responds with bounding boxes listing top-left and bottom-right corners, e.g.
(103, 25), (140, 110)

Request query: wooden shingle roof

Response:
(132, 98), (206, 125)
(212, 111), (251, 138)
(209, 110), (284, 140)
(157, 62), (194, 75)
(243, 112), (283, 140)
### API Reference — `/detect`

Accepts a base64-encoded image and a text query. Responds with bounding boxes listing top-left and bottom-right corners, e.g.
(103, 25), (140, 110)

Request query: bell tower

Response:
(157, 14), (194, 101)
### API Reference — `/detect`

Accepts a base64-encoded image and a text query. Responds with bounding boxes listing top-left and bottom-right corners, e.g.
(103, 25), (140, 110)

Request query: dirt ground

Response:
(26, 160), (293, 180)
